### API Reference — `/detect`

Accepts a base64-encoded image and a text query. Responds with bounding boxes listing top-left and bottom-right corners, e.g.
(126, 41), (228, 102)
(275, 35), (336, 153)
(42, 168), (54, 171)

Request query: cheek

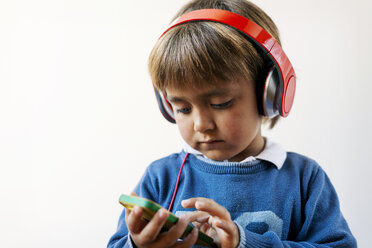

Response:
(176, 119), (193, 141)
(219, 111), (261, 140)
(223, 121), (246, 141)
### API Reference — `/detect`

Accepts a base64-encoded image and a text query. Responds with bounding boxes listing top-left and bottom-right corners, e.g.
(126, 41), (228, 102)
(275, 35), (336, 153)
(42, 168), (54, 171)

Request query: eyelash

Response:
(176, 107), (191, 114)
(175, 100), (233, 114)
(211, 100), (233, 109)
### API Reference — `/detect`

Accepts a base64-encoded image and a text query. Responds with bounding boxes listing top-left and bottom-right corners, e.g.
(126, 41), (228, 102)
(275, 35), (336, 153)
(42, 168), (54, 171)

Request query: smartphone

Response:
(119, 194), (216, 247)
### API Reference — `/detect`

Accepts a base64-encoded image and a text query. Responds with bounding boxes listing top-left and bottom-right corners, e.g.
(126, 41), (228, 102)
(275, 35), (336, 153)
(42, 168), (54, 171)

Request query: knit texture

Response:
(107, 151), (356, 247)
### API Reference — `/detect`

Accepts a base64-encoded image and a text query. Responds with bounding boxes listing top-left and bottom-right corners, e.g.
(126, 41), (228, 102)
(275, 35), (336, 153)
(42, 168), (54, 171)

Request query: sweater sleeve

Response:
(106, 209), (136, 248)
(107, 167), (158, 248)
(236, 167), (357, 248)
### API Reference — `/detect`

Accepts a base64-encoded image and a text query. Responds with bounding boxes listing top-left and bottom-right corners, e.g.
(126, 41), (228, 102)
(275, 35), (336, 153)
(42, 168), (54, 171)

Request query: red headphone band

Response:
(156, 9), (296, 120)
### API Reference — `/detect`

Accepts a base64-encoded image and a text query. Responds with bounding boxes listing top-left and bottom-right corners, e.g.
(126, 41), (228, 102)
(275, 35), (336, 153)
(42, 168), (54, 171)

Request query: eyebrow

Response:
(167, 89), (231, 103)
(166, 96), (187, 103)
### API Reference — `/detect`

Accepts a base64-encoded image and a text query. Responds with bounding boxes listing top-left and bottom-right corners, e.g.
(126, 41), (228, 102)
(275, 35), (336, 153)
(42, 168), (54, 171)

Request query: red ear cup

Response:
(154, 9), (296, 122)
(282, 75), (296, 116)
(269, 42), (296, 117)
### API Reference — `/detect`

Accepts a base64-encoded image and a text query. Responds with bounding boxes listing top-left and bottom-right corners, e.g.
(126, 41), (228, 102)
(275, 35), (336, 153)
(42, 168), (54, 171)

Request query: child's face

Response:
(166, 78), (265, 162)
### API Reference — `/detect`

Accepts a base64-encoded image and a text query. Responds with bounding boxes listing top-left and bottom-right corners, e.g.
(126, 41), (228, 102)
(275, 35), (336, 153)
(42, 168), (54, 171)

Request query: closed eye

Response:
(176, 107), (191, 114)
(211, 100), (233, 109)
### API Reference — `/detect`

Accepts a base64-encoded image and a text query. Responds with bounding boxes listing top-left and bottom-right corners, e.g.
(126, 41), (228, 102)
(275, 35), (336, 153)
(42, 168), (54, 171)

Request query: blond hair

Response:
(148, 0), (281, 128)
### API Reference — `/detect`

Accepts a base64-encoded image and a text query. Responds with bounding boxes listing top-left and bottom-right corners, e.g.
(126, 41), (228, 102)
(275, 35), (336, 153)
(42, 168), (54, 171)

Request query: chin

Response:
(203, 151), (232, 162)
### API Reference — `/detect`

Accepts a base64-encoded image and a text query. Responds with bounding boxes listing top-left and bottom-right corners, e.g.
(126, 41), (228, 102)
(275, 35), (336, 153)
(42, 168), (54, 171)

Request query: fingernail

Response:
(181, 199), (190, 206)
(132, 206), (140, 214)
(215, 218), (223, 227)
(158, 209), (167, 218)
(195, 201), (204, 208)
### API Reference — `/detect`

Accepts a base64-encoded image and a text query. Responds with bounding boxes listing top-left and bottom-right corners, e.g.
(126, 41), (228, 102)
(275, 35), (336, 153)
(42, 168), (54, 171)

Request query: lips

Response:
(199, 139), (223, 144)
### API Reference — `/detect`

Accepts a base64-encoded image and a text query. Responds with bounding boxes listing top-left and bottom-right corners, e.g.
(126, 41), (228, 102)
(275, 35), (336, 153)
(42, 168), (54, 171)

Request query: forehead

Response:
(165, 78), (254, 100)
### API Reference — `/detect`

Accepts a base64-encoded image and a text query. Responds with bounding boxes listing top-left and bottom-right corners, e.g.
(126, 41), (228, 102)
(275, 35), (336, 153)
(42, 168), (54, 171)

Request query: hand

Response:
(181, 197), (239, 248)
(125, 192), (199, 248)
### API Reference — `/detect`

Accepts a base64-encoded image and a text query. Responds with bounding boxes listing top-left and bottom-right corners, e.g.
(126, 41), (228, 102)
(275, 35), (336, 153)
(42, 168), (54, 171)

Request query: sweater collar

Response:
(182, 137), (287, 169)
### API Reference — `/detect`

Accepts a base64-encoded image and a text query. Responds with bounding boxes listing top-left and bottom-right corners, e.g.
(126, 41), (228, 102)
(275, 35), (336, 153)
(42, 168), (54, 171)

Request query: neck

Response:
(228, 130), (265, 162)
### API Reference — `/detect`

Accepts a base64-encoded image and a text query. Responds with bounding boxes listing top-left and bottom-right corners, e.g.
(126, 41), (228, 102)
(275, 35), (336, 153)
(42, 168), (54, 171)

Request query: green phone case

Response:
(119, 194), (215, 247)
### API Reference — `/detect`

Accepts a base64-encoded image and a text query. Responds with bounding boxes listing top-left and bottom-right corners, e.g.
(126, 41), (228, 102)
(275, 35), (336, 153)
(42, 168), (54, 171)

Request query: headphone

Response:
(154, 9), (296, 123)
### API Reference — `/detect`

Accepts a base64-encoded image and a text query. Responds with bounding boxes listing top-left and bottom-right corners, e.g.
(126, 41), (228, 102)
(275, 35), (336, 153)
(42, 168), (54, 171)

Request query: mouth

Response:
(199, 140), (223, 144)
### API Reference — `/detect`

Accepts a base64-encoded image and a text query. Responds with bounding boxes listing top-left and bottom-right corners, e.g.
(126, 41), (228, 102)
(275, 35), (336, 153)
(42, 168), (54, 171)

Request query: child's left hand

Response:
(181, 197), (239, 248)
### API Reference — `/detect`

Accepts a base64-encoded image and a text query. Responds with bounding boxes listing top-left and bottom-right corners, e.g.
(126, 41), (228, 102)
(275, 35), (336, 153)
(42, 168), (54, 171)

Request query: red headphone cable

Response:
(168, 152), (189, 212)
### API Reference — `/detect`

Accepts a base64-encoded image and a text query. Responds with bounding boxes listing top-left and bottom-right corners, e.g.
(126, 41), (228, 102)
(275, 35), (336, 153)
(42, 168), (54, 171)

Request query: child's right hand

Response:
(125, 192), (199, 248)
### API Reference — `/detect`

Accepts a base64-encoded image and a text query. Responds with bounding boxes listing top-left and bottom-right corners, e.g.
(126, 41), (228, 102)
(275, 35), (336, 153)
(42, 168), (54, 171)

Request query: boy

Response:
(108, 0), (356, 247)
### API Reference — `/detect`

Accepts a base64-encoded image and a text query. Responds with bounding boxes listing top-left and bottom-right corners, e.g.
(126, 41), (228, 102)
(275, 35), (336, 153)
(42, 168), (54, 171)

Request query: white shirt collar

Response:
(182, 137), (287, 169)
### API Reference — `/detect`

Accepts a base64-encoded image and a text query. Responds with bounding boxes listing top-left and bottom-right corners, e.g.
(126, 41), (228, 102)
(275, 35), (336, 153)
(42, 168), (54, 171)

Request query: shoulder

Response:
(278, 152), (335, 200)
(148, 152), (186, 168)
(135, 152), (186, 198)
(284, 152), (321, 171)
(281, 152), (325, 184)
(145, 151), (187, 175)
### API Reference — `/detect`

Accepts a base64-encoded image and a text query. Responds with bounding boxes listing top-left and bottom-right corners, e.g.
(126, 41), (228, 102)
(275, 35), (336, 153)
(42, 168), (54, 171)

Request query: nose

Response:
(193, 109), (215, 133)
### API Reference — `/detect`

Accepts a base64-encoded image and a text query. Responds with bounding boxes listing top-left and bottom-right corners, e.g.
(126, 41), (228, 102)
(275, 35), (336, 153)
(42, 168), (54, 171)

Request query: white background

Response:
(1, 0), (371, 247)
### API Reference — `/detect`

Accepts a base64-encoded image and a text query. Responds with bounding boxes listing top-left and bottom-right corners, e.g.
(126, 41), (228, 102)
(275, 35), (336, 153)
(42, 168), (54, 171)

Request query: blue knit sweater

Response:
(108, 151), (356, 247)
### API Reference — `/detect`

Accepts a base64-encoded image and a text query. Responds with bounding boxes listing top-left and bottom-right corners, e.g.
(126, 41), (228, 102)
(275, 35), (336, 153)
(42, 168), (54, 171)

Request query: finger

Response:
(200, 222), (212, 234)
(130, 191), (138, 196)
(207, 215), (236, 234)
(210, 217), (239, 248)
(137, 208), (169, 243)
(182, 198), (231, 220)
(183, 211), (210, 232)
(172, 227), (199, 248)
(191, 221), (204, 229)
(181, 197), (198, 208)
(186, 211), (210, 230)
(156, 214), (192, 245)
(126, 205), (146, 234)
(182, 210), (210, 223)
